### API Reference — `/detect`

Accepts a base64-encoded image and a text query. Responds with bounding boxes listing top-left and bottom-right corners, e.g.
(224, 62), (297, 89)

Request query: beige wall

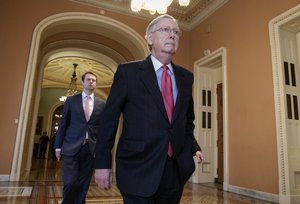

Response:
(189, 0), (299, 194)
(0, 0), (299, 196)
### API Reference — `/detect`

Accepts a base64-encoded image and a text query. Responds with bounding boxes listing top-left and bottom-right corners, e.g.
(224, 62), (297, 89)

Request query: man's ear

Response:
(146, 33), (153, 46)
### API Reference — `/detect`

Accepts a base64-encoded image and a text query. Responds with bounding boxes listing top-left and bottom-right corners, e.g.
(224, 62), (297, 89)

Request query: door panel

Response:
(280, 29), (300, 194)
(194, 68), (215, 183)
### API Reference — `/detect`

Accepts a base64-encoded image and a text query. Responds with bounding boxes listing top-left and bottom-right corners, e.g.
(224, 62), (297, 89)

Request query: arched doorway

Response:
(11, 12), (149, 181)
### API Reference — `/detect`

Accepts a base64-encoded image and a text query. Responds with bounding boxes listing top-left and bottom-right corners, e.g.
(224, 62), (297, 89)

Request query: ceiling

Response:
(71, 0), (229, 30)
(43, 57), (114, 89)
(43, 0), (229, 100)
(282, 16), (300, 33)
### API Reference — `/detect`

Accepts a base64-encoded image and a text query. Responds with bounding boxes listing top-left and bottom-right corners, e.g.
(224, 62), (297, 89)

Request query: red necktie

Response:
(162, 64), (174, 157)
(84, 95), (91, 121)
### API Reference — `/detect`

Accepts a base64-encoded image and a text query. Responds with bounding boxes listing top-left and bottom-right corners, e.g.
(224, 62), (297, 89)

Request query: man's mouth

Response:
(165, 43), (175, 46)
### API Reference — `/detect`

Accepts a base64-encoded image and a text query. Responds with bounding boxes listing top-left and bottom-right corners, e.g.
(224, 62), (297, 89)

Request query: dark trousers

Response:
(39, 144), (47, 159)
(62, 144), (94, 204)
(121, 156), (183, 204)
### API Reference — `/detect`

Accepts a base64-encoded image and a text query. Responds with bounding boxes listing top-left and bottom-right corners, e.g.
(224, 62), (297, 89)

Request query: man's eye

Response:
(162, 27), (170, 32)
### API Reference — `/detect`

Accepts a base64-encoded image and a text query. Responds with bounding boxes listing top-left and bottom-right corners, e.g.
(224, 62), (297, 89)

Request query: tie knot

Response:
(163, 64), (168, 71)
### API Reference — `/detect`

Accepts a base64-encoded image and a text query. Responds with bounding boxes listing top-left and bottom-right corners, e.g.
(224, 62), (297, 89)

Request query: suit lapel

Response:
(77, 94), (86, 120)
(171, 64), (186, 123)
(89, 97), (100, 120)
(139, 56), (170, 122)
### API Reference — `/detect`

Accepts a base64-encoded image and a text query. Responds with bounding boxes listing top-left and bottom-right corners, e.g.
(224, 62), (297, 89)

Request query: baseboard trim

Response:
(0, 175), (10, 181)
(228, 185), (279, 203)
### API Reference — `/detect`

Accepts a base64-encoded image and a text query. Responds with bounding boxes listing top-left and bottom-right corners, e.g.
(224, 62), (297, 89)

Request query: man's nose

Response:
(169, 31), (175, 39)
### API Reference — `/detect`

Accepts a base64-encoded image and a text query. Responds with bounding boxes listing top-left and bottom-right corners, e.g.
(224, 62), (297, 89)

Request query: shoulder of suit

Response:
(119, 59), (144, 67)
(116, 60), (146, 74)
(72, 93), (82, 97)
(173, 64), (193, 77)
(64, 93), (81, 103)
(120, 55), (150, 67)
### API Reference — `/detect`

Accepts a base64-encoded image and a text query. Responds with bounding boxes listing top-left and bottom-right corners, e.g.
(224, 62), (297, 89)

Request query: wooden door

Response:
(217, 83), (224, 183)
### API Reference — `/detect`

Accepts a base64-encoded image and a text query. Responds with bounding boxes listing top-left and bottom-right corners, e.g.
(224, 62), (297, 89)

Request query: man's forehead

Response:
(86, 74), (95, 77)
(157, 18), (178, 27)
(85, 74), (96, 79)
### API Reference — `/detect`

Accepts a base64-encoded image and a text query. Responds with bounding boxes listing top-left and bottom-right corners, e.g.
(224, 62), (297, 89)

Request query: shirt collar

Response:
(150, 55), (174, 75)
(82, 92), (94, 100)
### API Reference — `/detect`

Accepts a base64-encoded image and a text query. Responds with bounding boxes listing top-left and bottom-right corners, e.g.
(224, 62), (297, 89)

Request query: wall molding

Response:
(228, 185), (279, 203)
(0, 175), (10, 181)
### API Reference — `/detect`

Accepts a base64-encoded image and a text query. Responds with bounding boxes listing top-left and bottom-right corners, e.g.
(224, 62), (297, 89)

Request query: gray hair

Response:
(145, 14), (178, 38)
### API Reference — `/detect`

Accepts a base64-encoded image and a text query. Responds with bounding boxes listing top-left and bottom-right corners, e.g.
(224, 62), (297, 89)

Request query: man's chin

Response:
(166, 46), (177, 53)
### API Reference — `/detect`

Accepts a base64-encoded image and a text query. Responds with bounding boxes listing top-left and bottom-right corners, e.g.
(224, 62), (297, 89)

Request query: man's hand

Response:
(94, 169), (112, 190)
(55, 150), (61, 161)
(195, 151), (204, 164)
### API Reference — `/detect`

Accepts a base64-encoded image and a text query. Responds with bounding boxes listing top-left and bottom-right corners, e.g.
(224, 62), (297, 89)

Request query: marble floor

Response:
(0, 158), (276, 204)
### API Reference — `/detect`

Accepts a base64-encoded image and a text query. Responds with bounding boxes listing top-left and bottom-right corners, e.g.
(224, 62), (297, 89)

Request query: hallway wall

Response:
(0, 0), (299, 199)
(190, 0), (299, 195)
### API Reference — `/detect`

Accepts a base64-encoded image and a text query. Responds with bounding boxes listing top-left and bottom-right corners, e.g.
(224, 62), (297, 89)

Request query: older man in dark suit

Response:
(94, 14), (204, 204)
(55, 71), (105, 204)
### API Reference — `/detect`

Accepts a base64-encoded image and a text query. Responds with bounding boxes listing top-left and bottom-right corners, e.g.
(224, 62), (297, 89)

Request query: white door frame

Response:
(192, 47), (228, 191)
(269, 4), (300, 204)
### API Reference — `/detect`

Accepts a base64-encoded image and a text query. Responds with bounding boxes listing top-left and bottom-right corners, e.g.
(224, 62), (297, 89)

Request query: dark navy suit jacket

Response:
(95, 55), (200, 197)
(55, 93), (105, 156)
